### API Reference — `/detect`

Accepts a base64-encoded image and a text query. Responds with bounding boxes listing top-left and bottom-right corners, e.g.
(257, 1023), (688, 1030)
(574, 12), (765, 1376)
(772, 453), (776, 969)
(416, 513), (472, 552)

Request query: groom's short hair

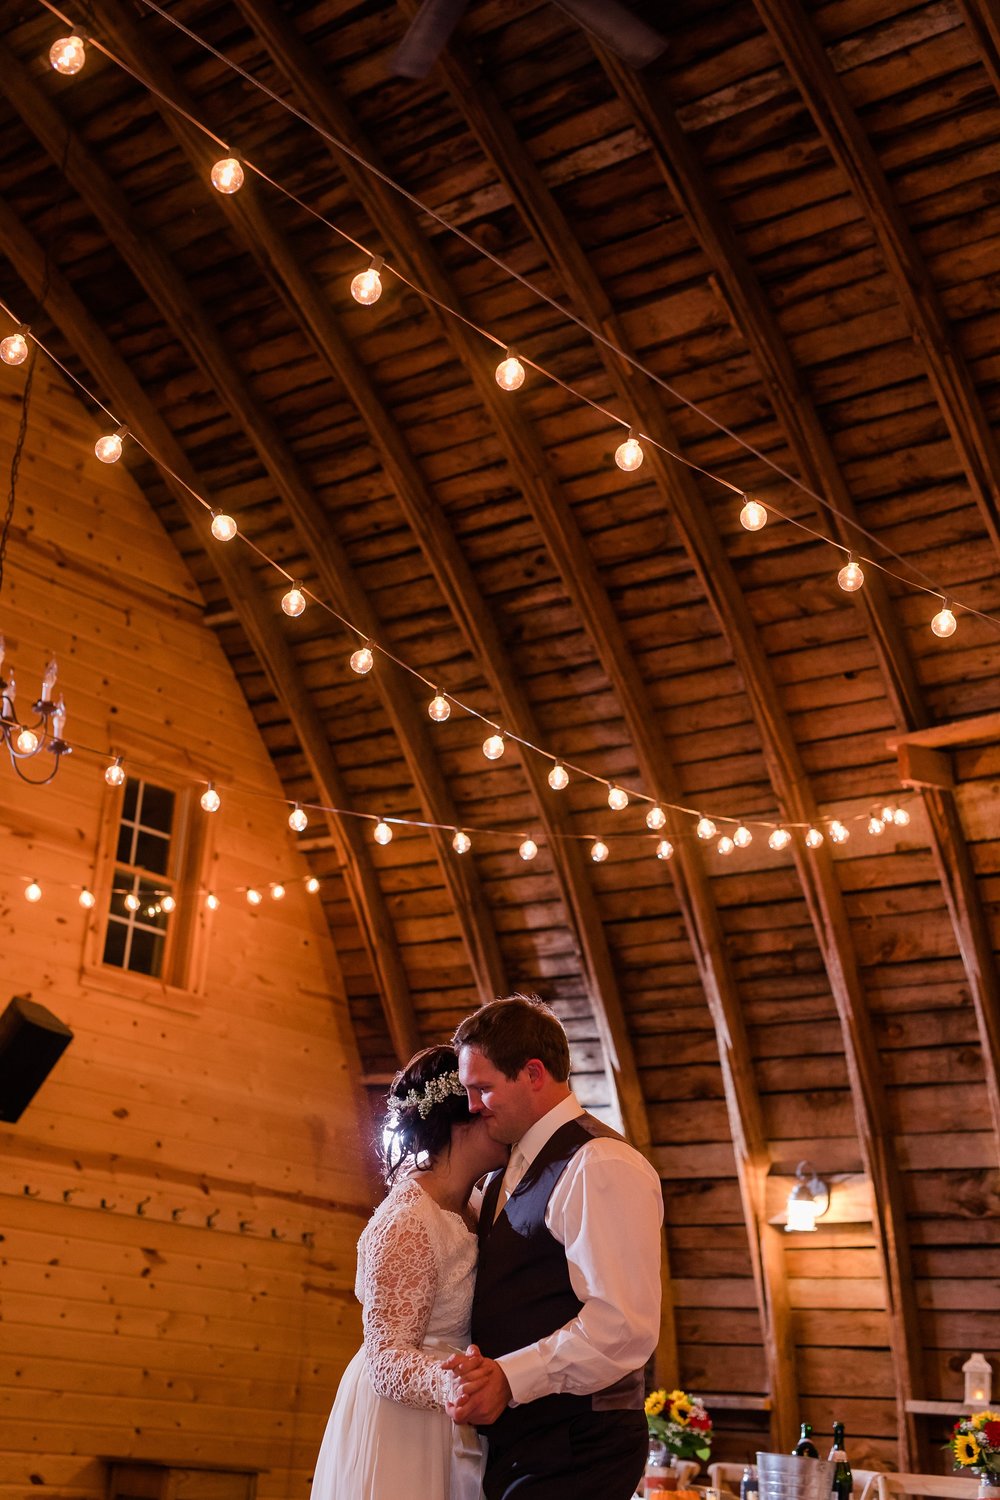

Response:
(453, 994), (571, 1081)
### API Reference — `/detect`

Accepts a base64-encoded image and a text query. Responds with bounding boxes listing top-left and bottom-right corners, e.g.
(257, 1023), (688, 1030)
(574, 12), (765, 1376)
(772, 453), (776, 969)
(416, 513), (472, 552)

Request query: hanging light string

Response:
(27, 1), (1000, 636)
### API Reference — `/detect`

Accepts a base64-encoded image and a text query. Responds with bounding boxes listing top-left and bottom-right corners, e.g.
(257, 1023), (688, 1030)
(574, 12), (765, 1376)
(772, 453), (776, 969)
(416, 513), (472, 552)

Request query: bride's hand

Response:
(442, 1343), (484, 1379)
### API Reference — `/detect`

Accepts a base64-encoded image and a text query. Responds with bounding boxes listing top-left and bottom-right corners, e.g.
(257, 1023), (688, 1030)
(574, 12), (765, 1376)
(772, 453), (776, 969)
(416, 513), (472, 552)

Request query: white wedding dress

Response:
(310, 1174), (484, 1500)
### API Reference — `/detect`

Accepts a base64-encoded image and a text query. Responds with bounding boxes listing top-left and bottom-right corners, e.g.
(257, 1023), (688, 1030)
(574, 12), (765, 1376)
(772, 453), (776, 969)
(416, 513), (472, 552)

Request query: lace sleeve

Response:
(360, 1192), (450, 1411)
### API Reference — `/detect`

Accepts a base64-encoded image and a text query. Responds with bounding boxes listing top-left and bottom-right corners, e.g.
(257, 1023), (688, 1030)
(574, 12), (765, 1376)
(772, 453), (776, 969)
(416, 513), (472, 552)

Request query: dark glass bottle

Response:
(741, 1464), (759, 1500)
(792, 1422), (820, 1458)
(828, 1421), (853, 1500)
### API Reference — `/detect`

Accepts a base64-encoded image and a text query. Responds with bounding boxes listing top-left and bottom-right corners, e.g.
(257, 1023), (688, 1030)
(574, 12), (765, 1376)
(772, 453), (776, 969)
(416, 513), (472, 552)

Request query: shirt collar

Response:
(516, 1091), (583, 1170)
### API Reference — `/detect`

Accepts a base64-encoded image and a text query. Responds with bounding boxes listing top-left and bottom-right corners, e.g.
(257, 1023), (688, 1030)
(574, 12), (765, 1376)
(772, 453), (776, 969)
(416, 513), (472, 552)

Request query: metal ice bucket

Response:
(756, 1453), (836, 1500)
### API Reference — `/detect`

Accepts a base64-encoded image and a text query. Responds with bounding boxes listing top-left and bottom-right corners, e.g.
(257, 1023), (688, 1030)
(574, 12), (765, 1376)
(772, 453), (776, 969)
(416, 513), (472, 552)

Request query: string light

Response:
(495, 348), (525, 391)
(931, 601), (957, 638)
(614, 430), (644, 472)
(734, 823), (752, 848)
(95, 426), (127, 464)
(483, 732), (505, 760)
(655, 838), (674, 861)
(768, 826), (791, 851)
(373, 819), (393, 845)
(740, 497), (767, 531)
(696, 816), (717, 840)
(25, 879), (42, 903)
(288, 804), (308, 833)
(646, 805), (666, 831)
(210, 510), (237, 542)
(105, 755), (126, 787)
(452, 830), (471, 854)
(548, 763), (569, 791)
(15, 727), (38, 754)
(305, 876), (320, 894)
(160, 894), (176, 913)
(0, 329), (29, 366)
(200, 782), (221, 813)
(124, 892), (140, 912)
(350, 257), (384, 305)
(281, 583), (306, 617)
(608, 785), (629, 812)
(211, 155), (244, 194)
(246, 887), (263, 905)
(829, 820), (850, 844)
(591, 839), (609, 862)
(717, 834), (735, 855)
(428, 692), (451, 722)
(519, 838), (538, 861)
(805, 827), (824, 849)
(350, 643), (374, 675)
(867, 814), (885, 836)
(49, 31), (86, 74)
(270, 883), (285, 900)
(838, 555), (864, 593)
(79, 887), (95, 909)
(206, 891), (220, 910)
(893, 806), (911, 827)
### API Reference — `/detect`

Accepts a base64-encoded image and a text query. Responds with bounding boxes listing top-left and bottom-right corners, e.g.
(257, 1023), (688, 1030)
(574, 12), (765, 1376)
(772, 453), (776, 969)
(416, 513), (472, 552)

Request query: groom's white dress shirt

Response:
(493, 1092), (664, 1408)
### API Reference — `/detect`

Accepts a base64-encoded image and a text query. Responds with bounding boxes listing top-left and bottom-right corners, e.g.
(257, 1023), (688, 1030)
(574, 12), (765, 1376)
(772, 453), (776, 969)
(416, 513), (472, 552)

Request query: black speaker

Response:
(0, 995), (73, 1122)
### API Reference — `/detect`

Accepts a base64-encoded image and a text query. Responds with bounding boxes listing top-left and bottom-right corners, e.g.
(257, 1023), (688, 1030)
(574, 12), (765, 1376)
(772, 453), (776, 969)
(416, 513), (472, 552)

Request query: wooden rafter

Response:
(955, 0), (1000, 99)
(0, 32), (507, 1021)
(0, 191), (420, 1066)
(604, 55), (1000, 1179)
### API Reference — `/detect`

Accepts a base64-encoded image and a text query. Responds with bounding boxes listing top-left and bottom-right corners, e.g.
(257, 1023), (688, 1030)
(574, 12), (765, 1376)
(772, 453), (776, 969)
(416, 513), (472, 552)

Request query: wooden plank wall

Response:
(0, 363), (375, 1500)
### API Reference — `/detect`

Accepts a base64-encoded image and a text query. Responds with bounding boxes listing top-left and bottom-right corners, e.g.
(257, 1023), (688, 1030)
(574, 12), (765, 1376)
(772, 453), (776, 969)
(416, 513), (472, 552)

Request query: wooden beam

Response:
(0, 191), (420, 1066)
(0, 31), (506, 1024)
(896, 744), (954, 792)
(888, 711), (1000, 751)
(954, 0), (1000, 101)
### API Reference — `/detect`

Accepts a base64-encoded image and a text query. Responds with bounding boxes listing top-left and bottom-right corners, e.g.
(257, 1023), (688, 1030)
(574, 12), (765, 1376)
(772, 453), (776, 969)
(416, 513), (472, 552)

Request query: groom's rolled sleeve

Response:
(496, 1143), (664, 1406)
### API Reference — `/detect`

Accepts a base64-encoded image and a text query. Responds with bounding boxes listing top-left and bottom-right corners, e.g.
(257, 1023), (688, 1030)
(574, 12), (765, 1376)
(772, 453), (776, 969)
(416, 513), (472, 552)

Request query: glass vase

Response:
(644, 1439), (677, 1497)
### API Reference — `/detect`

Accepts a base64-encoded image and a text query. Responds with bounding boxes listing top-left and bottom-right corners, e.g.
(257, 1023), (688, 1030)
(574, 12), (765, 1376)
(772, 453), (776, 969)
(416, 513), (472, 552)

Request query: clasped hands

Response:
(443, 1343), (511, 1425)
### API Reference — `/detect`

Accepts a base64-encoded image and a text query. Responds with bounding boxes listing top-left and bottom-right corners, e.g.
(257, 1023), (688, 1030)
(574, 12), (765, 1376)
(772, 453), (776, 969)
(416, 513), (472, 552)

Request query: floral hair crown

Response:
(390, 1069), (465, 1120)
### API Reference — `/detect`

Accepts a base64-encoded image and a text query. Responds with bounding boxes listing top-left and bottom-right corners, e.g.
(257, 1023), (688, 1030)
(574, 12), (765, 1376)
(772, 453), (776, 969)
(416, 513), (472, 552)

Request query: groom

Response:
(444, 994), (663, 1500)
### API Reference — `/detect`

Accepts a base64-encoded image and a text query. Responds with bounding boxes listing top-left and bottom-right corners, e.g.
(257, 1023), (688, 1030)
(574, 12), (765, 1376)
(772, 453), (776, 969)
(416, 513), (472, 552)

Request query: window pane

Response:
(103, 918), (127, 968)
(135, 829), (170, 876)
(128, 925), (165, 977)
(122, 777), (139, 821)
(140, 784), (175, 835)
(116, 823), (135, 864)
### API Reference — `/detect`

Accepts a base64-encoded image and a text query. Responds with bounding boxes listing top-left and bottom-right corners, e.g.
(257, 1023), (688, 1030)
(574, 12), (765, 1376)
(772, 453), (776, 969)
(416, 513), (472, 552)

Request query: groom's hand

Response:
(451, 1356), (512, 1426)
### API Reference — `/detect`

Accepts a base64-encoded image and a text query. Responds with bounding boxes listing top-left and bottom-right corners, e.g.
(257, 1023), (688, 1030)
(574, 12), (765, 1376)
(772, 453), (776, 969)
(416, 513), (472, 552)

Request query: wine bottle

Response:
(792, 1422), (819, 1458)
(828, 1421), (853, 1500)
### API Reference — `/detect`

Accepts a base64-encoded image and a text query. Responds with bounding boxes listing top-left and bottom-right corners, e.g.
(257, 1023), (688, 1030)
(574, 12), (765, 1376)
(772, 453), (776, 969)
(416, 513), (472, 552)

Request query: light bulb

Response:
(740, 497), (767, 531)
(105, 756), (126, 787)
(893, 806), (910, 827)
(15, 727), (38, 754)
(829, 820), (850, 844)
(591, 839), (609, 863)
(289, 804), (308, 833)
(548, 763), (569, 791)
(206, 891), (220, 910)
(271, 883), (285, 900)
(880, 804), (895, 825)
(717, 834), (735, 855)
(373, 820), (393, 845)
(210, 510), (237, 541)
(0, 331), (29, 365)
(25, 879), (42, 903)
(768, 826), (791, 851)
(95, 431), (123, 464)
(734, 823), (752, 848)
(160, 894), (176, 914)
(614, 433), (644, 472)
(655, 838), (674, 861)
(805, 827), (824, 849)
(124, 892), (140, 912)
(211, 156), (244, 194)
(696, 815), (717, 840)
(428, 693), (451, 722)
(932, 602), (957, 638)
(350, 644), (374, 675)
(79, 887), (96, 909)
(838, 556), (864, 592)
(483, 733), (505, 760)
(495, 350), (525, 391)
(246, 887), (263, 905)
(201, 783), (221, 813)
(868, 815), (885, 835)
(305, 876), (320, 894)
(281, 584), (306, 617)
(452, 830), (471, 855)
(519, 838), (538, 861)
(351, 261), (383, 305)
(50, 33), (86, 74)
(608, 785), (629, 812)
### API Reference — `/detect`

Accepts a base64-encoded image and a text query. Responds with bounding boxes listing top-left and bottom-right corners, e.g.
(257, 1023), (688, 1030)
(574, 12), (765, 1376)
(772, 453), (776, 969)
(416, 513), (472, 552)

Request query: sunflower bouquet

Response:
(950, 1410), (1000, 1480)
(644, 1388), (713, 1461)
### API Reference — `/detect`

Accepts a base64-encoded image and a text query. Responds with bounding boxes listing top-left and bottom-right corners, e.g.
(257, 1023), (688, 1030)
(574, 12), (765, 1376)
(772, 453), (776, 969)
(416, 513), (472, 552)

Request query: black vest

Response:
(471, 1112), (645, 1451)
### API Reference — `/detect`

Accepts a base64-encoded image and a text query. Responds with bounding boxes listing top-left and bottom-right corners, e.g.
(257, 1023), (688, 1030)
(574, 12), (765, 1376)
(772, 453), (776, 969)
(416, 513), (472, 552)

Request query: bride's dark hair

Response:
(382, 1043), (472, 1184)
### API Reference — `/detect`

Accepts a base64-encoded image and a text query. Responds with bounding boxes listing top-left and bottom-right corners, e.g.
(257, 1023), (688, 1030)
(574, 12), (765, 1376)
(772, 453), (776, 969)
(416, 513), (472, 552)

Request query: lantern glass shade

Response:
(963, 1353), (992, 1407)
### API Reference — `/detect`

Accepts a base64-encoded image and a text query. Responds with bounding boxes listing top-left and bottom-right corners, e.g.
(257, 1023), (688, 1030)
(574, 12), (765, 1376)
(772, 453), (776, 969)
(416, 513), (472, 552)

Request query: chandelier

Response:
(0, 640), (71, 783)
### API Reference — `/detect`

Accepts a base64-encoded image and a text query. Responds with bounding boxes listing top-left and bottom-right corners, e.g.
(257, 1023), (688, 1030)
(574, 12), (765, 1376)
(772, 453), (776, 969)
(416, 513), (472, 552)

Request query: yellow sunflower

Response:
(972, 1412), (1000, 1431)
(645, 1390), (666, 1417)
(954, 1433), (981, 1467)
(671, 1392), (694, 1427)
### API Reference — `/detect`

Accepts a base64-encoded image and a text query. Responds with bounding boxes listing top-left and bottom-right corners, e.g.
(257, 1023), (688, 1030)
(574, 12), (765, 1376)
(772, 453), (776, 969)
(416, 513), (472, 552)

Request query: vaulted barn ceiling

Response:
(3, 0), (1000, 1465)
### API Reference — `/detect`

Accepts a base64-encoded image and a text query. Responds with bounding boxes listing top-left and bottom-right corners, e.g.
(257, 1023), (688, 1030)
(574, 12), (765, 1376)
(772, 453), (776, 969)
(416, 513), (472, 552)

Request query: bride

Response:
(310, 1044), (507, 1500)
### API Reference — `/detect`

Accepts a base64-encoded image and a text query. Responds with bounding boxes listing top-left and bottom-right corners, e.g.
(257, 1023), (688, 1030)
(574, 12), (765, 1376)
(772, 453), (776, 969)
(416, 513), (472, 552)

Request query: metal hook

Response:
(100, 1197), (116, 1211)
(239, 1219), (253, 1234)
(206, 1209), (220, 1228)
(136, 1196), (151, 1216)
(170, 1206), (185, 1221)
(270, 1226), (286, 1241)
(62, 1188), (78, 1203)
(23, 1184), (40, 1198)
(301, 1231), (315, 1249)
